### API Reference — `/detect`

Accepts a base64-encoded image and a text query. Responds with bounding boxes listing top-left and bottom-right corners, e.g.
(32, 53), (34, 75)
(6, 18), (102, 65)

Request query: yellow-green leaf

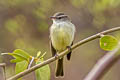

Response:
(2, 52), (28, 63)
(35, 60), (50, 80)
(13, 49), (30, 59)
(15, 60), (28, 80)
(10, 58), (24, 63)
(100, 35), (118, 51)
(9, 53), (27, 61)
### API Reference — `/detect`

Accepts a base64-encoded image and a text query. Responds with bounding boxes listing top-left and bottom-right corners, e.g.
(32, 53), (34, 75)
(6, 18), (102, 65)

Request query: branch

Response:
(7, 27), (120, 80)
(83, 46), (120, 80)
(0, 63), (6, 80)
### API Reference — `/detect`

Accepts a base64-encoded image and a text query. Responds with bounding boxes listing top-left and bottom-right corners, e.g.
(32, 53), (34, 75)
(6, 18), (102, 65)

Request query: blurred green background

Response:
(0, 0), (120, 80)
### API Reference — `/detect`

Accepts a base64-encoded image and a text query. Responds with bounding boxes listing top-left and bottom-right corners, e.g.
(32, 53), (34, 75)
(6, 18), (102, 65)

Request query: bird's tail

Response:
(55, 58), (64, 77)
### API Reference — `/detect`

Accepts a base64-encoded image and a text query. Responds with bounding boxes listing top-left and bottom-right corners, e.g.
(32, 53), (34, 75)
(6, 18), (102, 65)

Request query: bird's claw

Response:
(55, 54), (59, 59)
(67, 46), (72, 52)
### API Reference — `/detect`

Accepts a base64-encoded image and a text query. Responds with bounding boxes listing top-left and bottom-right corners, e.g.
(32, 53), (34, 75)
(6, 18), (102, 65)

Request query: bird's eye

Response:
(58, 17), (62, 19)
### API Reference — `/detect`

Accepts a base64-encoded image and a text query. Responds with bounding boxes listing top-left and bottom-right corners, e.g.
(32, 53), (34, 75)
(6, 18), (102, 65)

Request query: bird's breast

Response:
(50, 22), (75, 52)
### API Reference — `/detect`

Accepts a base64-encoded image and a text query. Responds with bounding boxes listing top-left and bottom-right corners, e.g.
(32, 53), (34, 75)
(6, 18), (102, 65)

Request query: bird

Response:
(50, 12), (76, 77)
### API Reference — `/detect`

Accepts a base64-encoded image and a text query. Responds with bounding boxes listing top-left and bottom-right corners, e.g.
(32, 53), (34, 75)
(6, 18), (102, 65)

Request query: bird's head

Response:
(50, 12), (70, 23)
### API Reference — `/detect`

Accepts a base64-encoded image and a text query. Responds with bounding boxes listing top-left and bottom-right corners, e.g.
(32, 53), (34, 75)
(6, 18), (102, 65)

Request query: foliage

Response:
(35, 52), (50, 80)
(2, 49), (50, 80)
(15, 61), (28, 80)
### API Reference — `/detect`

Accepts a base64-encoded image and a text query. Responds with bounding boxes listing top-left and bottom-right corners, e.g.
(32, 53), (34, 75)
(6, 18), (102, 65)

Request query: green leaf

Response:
(9, 53), (28, 61)
(15, 60), (28, 80)
(35, 60), (50, 80)
(10, 58), (24, 63)
(40, 52), (46, 59)
(2, 52), (28, 63)
(2, 49), (30, 63)
(13, 49), (30, 59)
(100, 35), (118, 51)
(36, 51), (41, 58)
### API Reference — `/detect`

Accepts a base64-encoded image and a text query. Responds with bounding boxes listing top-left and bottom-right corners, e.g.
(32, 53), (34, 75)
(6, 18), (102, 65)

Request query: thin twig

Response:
(83, 46), (120, 80)
(0, 63), (6, 80)
(28, 57), (35, 69)
(7, 27), (120, 80)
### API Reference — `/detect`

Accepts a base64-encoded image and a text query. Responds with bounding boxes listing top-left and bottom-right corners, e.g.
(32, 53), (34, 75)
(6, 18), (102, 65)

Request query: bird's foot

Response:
(66, 46), (72, 52)
(55, 54), (59, 59)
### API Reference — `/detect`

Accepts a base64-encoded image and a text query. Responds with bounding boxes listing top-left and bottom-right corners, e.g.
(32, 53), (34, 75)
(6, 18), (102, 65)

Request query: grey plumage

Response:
(50, 12), (75, 77)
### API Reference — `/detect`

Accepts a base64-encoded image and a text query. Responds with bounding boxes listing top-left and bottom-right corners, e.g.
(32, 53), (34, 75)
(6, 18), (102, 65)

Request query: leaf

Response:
(15, 60), (28, 80)
(35, 60), (50, 80)
(2, 49), (30, 63)
(9, 53), (28, 61)
(13, 49), (30, 59)
(100, 35), (118, 51)
(36, 51), (41, 58)
(10, 58), (23, 63)
(2, 53), (28, 63)
(40, 52), (46, 59)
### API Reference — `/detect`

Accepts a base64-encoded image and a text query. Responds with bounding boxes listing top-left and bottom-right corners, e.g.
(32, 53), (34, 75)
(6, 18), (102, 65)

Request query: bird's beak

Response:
(50, 16), (57, 19)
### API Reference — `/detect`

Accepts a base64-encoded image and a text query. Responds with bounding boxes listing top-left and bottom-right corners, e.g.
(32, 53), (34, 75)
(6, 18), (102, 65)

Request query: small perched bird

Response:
(50, 12), (76, 77)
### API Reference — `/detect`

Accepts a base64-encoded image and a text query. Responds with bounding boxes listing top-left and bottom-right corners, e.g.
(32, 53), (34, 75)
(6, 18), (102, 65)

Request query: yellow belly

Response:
(50, 21), (75, 52)
(51, 28), (72, 52)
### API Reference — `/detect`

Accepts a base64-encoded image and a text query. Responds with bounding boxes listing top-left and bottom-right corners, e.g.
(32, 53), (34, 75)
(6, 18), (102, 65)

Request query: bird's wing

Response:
(50, 41), (56, 57)
(67, 42), (73, 60)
